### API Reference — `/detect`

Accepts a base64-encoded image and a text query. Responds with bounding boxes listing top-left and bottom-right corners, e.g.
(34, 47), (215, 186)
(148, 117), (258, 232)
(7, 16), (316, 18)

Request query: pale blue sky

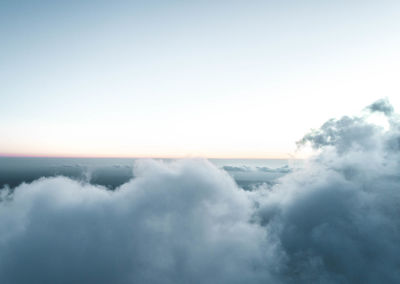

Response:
(1, 0), (400, 157)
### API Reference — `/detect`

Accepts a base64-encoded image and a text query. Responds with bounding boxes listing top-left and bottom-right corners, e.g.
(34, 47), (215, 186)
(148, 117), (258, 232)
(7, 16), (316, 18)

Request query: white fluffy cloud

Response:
(0, 159), (277, 284)
(1, 100), (400, 283)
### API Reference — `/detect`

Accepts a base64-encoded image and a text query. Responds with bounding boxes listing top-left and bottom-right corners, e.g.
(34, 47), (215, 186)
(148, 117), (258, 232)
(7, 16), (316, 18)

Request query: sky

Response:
(1, 0), (400, 158)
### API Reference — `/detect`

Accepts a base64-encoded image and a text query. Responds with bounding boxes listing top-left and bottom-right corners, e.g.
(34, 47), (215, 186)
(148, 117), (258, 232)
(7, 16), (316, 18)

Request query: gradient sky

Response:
(1, 0), (400, 158)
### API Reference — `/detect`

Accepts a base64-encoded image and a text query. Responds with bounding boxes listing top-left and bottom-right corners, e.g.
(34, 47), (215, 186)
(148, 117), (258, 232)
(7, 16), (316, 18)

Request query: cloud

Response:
(366, 98), (394, 116)
(222, 165), (251, 172)
(222, 165), (291, 174)
(0, 159), (277, 284)
(257, 99), (400, 283)
(296, 115), (382, 154)
(1, 99), (400, 283)
(221, 165), (291, 190)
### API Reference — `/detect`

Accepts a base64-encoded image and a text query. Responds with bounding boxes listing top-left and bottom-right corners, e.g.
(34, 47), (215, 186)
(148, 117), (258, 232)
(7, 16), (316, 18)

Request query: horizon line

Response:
(0, 153), (305, 160)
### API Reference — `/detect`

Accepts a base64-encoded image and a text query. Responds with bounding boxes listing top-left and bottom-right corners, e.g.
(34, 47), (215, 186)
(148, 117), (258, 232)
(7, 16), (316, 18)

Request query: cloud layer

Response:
(0, 160), (276, 284)
(1, 99), (400, 283)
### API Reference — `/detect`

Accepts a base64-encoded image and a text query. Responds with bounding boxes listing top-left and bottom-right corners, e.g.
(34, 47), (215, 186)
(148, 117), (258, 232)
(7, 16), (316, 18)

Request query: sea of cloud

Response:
(1, 99), (400, 283)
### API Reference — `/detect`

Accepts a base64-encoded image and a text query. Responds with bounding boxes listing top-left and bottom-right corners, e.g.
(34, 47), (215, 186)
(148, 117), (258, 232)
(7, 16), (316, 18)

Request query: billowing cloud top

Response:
(366, 98), (394, 116)
(1, 99), (400, 283)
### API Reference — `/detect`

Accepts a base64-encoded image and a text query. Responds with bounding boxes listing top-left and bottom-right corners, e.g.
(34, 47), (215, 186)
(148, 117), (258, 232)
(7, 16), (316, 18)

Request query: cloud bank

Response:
(1, 99), (400, 283)
(221, 165), (291, 190)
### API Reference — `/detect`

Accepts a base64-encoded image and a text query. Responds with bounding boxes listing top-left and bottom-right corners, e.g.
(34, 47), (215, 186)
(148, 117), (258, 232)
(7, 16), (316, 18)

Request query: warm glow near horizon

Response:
(0, 150), (304, 160)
